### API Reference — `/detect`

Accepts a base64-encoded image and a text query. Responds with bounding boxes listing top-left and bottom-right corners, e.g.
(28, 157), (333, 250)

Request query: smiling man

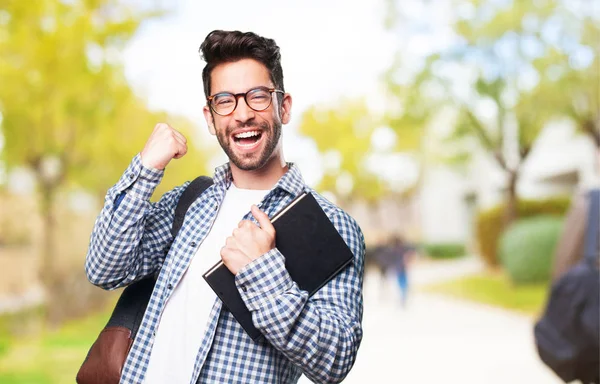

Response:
(85, 30), (365, 384)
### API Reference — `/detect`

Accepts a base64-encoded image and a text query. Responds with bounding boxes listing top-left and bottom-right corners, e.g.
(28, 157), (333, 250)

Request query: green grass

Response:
(0, 304), (114, 383)
(421, 271), (550, 316)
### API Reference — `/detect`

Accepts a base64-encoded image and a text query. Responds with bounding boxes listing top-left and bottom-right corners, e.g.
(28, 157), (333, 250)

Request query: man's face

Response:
(203, 58), (291, 171)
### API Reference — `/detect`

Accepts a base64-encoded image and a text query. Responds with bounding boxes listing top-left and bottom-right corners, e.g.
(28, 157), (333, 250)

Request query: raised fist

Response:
(140, 123), (188, 170)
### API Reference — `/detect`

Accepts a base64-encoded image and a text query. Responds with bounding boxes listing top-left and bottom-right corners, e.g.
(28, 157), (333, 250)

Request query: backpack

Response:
(534, 189), (600, 384)
(76, 176), (213, 384)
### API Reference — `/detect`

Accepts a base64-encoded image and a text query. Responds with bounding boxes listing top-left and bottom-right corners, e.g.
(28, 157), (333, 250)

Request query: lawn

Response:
(420, 271), (551, 317)
(0, 304), (113, 384)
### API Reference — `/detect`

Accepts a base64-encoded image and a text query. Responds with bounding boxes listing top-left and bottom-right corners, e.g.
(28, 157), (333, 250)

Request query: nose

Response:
(233, 95), (255, 123)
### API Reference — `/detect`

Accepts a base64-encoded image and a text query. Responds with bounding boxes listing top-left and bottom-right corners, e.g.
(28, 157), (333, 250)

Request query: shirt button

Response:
(153, 331), (156, 337)
(128, 173), (134, 180)
(190, 242), (197, 247)
(167, 283), (173, 290)
(240, 285), (247, 292)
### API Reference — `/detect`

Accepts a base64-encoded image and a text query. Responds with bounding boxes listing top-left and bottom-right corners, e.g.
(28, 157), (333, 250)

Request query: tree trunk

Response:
(504, 169), (519, 228)
(31, 157), (64, 327)
(582, 119), (600, 149)
(38, 182), (57, 291)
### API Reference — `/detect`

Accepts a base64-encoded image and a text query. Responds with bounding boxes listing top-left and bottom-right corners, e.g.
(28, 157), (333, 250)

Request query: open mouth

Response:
(233, 130), (263, 148)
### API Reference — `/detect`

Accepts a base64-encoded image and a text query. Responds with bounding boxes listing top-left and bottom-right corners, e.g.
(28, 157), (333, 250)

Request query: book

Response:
(203, 191), (355, 341)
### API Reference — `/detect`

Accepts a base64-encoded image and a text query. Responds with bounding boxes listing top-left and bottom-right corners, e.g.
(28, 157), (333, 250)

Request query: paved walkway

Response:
(299, 256), (562, 384)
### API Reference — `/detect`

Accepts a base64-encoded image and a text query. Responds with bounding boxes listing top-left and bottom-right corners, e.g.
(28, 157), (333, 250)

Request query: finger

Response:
(237, 220), (255, 229)
(220, 246), (252, 275)
(171, 134), (185, 147)
(154, 122), (167, 132)
(172, 129), (188, 144)
(225, 236), (237, 248)
(171, 132), (186, 147)
(251, 205), (274, 235)
(173, 143), (188, 159)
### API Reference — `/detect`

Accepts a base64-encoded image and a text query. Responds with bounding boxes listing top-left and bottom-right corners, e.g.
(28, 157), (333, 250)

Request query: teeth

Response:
(234, 131), (260, 139)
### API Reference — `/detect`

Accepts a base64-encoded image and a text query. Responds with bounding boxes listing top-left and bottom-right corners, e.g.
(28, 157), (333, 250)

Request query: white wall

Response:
(417, 166), (472, 243)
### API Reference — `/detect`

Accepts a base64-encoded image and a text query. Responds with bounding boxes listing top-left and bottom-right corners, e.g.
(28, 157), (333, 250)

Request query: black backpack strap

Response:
(80, 175), (216, 377)
(106, 276), (155, 337)
(171, 176), (214, 238)
(105, 176), (213, 335)
(584, 189), (600, 266)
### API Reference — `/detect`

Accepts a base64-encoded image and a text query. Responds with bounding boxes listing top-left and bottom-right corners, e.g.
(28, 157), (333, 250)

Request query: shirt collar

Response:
(212, 162), (306, 197)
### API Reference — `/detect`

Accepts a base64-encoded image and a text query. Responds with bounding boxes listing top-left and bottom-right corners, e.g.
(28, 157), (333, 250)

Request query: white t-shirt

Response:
(144, 184), (269, 384)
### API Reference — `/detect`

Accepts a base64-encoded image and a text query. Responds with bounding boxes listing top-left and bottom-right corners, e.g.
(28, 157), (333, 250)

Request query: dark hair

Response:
(199, 30), (285, 99)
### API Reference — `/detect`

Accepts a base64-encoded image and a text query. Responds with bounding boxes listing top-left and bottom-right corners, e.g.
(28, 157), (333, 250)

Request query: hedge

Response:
(422, 243), (466, 259)
(499, 216), (563, 284)
(474, 196), (571, 267)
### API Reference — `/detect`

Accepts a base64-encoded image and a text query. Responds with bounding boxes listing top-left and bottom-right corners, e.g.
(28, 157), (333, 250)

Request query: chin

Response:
(232, 156), (267, 171)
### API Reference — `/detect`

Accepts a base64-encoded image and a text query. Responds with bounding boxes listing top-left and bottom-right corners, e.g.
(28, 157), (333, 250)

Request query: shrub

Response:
(422, 243), (466, 259)
(498, 215), (563, 285)
(475, 196), (570, 267)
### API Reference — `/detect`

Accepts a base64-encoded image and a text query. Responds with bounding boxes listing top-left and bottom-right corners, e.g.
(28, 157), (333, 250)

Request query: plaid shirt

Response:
(85, 154), (365, 384)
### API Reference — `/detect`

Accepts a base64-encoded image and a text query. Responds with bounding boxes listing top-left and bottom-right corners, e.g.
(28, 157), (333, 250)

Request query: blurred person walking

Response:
(84, 30), (365, 384)
(383, 235), (417, 308)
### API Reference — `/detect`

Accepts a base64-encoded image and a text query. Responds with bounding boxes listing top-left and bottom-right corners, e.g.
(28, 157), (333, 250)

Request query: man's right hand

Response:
(140, 123), (188, 170)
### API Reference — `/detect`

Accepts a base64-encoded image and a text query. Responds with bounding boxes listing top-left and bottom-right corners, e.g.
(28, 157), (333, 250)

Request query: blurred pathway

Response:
(299, 256), (561, 384)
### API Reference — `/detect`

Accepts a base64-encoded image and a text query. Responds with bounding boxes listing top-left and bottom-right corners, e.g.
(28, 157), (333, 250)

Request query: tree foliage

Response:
(384, 0), (599, 223)
(0, 0), (209, 310)
(0, 0), (209, 196)
(298, 99), (391, 202)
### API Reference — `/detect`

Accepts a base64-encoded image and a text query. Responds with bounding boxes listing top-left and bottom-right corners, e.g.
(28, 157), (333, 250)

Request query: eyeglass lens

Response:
(211, 88), (273, 115)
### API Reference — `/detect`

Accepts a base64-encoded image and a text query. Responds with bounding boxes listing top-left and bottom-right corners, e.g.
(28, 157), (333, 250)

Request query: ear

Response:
(203, 105), (216, 136)
(280, 93), (292, 125)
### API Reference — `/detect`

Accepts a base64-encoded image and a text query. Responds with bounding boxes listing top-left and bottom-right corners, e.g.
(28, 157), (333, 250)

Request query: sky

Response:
(122, 0), (396, 186)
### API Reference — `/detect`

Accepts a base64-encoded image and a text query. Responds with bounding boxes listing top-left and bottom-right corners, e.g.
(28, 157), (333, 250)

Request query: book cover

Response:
(203, 191), (355, 341)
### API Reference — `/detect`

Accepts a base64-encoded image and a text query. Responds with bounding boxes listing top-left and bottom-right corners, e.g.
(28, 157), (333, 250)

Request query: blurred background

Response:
(0, 0), (598, 383)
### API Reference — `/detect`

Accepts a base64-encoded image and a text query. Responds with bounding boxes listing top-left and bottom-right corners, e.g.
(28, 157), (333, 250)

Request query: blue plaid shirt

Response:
(85, 154), (365, 384)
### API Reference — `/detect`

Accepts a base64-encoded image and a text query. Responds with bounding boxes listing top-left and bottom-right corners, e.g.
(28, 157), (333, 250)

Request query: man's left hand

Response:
(220, 205), (276, 275)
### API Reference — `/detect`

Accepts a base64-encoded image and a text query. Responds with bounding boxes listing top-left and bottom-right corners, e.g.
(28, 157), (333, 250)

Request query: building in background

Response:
(416, 123), (598, 249)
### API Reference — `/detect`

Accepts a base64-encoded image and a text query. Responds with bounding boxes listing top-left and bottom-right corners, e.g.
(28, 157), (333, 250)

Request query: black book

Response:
(202, 191), (355, 341)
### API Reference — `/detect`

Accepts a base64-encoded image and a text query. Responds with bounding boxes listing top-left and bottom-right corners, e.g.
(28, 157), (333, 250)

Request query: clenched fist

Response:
(221, 205), (276, 275)
(140, 123), (188, 170)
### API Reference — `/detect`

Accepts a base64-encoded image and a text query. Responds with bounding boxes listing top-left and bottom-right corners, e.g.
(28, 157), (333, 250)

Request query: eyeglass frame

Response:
(206, 86), (285, 116)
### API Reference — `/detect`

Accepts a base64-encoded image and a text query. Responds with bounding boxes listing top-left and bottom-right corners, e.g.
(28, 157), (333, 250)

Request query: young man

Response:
(85, 30), (365, 384)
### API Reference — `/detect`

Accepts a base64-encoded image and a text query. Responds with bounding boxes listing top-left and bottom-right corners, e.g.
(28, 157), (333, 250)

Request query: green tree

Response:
(384, 0), (598, 224)
(382, 58), (444, 197)
(528, 12), (599, 149)
(0, 0), (209, 313)
(298, 99), (390, 204)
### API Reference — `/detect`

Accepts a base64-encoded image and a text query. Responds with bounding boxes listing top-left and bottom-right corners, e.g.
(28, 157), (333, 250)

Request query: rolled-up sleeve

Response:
(236, 210), (365, 384)
(85, 154), (187, 290)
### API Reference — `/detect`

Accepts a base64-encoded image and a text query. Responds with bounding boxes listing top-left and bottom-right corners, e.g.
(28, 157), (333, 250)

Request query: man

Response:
(85, 30), (365, 384)
(385, 235), (416, 308)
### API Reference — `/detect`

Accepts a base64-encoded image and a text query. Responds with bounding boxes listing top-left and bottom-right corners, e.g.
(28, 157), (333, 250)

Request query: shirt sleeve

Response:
(85, 153), (188, 290)
(235, 209), (365, 384)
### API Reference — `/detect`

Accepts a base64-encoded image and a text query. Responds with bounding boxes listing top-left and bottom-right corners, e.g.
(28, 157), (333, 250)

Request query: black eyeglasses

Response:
(207, 86), (284, 116)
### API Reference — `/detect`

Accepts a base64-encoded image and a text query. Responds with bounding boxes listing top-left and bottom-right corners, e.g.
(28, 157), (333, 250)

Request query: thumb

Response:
(251, 205), (274, 235)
